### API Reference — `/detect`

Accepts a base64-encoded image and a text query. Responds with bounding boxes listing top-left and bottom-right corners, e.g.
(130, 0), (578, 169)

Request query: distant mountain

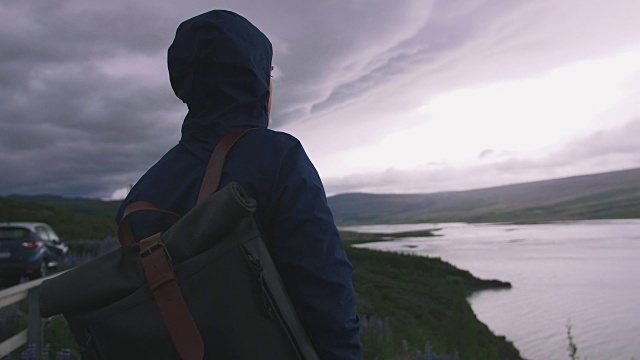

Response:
(3, 167), (639, 238)
(328, 167), (640, 225)
(0, 195), (120, 240)
(7, 194), (121, 217)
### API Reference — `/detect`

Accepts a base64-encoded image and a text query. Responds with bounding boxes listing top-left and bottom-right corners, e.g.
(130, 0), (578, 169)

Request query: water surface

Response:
(344, 220), (640, 360)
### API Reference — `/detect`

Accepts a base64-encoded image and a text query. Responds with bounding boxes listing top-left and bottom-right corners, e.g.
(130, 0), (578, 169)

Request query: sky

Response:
(1, 0), (639, 199)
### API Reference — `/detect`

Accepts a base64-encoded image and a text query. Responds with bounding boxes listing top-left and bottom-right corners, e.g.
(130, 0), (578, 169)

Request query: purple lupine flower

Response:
(384, 317), (390, 341)
(9, 304), (18, 321)
(21, 344), (37, 360)
(41, 344), (49, 360)
(424, 342), (433, 359)
(376, 317), (384, 344)
(97, 237), (119, 256)
(369, 315), (378, 338)
(56, 348), (72, 360)
(360, 314), (368, 335)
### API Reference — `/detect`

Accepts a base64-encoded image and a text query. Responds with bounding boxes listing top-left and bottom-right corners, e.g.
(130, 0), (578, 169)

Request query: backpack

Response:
(39, 129), (320, 360)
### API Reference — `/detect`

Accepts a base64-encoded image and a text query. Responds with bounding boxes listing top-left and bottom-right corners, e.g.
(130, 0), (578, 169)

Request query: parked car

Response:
(0, 222), (69, 282)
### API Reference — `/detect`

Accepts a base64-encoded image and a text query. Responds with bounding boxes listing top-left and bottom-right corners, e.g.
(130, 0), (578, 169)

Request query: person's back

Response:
(116, 10), (362, 359)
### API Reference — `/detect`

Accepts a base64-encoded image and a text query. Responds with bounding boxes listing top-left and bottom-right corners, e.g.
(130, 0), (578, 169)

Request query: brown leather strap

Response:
(197, 128), (255, 204)
(139, 234), (204, 360)
(116, 129), (254, 358)
(119, 128), (254, 245)
(118, 201), (181, 246)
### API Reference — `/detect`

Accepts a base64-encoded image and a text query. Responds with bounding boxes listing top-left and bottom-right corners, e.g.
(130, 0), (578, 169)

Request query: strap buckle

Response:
(140, 241), (172, 264)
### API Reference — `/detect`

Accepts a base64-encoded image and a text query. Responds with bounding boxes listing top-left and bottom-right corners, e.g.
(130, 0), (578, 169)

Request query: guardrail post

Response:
(27, 286), (44, 359)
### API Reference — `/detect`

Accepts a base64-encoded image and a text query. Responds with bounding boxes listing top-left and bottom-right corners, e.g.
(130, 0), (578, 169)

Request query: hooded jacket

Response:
(116, 10), (361, 359)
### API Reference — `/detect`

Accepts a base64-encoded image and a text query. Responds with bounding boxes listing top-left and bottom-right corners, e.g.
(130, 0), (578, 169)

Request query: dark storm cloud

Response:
(262, 1), (430, 122)
(0, 1), (187, 197)
(0, 2), (173, 64)
(308, 0), (640, 121)
(0, 0), (431, 197)
(1, 0), (639, 197)
(305, 1), (543, 116)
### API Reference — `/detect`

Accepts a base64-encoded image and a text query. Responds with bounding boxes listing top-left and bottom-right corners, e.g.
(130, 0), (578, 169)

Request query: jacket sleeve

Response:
(267, 140), (362, 360)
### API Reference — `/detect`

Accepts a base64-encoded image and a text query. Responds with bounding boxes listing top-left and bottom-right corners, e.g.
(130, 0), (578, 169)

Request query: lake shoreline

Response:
(342, 230), (523, 359)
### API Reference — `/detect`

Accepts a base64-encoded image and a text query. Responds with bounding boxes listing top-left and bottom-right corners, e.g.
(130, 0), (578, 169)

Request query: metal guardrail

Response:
(0, 273), (61, 358)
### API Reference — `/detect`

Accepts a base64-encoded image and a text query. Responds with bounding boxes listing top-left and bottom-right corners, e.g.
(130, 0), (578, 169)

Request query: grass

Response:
(566, 320), (580, 360)
(340, 229), (440, 244)
(0, 196), (118, 241)
(343, 232), (522, 360)
(0, 297), (78, 359)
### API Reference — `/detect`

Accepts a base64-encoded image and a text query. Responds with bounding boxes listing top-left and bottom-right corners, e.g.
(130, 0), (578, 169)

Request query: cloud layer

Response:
(1, 0), (639, 198)
(323, 118), (640, 196)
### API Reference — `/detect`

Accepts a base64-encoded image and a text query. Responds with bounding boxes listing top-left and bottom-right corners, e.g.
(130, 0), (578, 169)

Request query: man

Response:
(116, 10), (362, 359)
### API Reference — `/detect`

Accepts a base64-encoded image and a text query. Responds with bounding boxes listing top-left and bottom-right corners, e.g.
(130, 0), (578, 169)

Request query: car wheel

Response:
(39, 260), (48, 277)
(29, 260), (48, 280)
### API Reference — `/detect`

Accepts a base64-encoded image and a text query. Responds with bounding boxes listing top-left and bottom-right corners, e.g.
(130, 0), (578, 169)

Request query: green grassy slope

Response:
(0, 196), (118, 240)
(329, 167), (640, 225)
(346, 244), (522, 359)
(8, 194), (121, 218)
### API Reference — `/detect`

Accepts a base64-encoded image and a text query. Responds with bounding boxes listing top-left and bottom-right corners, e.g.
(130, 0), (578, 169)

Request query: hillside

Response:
(345, 244), (522, 359)
(7, 194), (121, 218)
(0, 195), (119, 240)
(328, 167), (640, 225)
(2, 167), (639, 238)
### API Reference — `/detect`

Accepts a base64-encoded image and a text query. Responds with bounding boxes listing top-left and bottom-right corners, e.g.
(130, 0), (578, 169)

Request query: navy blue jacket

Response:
(116, 10), (361, 359)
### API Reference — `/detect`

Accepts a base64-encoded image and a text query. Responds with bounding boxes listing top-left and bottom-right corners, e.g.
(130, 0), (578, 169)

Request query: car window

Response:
(0, 228), (31, 240)
(36, 226), (51, 241)
(45, 225), (61, 243)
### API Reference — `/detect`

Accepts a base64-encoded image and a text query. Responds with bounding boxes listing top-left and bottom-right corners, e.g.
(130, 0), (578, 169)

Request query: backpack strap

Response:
(118, 127), (255, 245)
(139, 233), (204, 360)
(197, 128), (255, 204)
(114, 128), (256, 359)
(118, 202), (181, 246)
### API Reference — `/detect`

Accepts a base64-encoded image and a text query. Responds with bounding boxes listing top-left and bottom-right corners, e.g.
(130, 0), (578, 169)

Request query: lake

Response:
(343, 219), (640, 360)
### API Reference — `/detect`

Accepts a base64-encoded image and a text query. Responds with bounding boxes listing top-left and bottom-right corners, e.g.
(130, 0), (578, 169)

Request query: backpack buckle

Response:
(140, 241), (172, 264)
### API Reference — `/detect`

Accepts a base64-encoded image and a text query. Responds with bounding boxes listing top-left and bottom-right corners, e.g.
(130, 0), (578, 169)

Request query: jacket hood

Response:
(168, 10), (272, 150)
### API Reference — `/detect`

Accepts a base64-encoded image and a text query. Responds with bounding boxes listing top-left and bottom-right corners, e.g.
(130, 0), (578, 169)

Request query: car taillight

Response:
(21, 241), (40, 249)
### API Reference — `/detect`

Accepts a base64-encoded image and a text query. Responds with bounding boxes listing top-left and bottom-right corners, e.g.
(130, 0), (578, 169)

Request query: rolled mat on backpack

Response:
(39, 182), (255, 317)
